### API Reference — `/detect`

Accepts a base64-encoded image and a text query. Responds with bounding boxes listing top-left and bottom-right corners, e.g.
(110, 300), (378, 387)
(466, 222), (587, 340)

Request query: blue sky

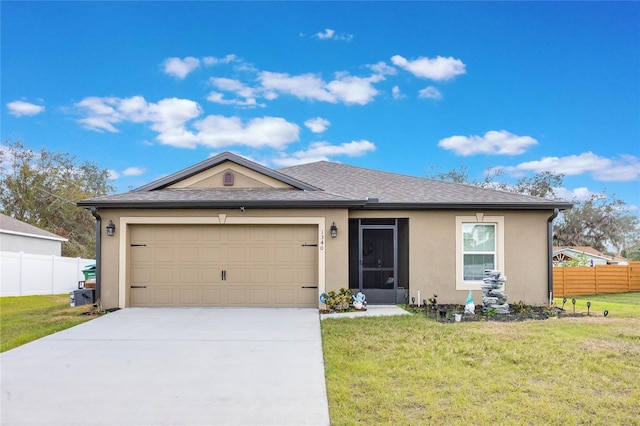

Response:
(2, 1), (639, 212)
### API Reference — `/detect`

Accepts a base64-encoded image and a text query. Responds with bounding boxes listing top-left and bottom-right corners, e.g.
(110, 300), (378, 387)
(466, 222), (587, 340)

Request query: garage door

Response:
(129, 224), (318, 307)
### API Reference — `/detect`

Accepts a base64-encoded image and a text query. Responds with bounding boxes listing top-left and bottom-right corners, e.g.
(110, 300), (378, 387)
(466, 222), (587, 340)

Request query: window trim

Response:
(455, 214), (504, 290)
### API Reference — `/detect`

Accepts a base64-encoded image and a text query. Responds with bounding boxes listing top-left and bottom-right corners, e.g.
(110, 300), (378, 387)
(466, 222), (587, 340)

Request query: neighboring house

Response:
(553, 246), (629, 266)
(78, 152), (572, 309)
(0, 214), (67, 256)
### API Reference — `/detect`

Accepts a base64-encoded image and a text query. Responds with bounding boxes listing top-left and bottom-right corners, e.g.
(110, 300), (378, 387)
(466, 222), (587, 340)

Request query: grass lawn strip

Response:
(322, 296), (640, 425)
(0, 294), (99, 352)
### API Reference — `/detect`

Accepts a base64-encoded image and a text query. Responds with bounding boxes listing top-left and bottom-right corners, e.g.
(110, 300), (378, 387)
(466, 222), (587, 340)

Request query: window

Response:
(462, 224), (495, 280)
(456, 215), (504, 290)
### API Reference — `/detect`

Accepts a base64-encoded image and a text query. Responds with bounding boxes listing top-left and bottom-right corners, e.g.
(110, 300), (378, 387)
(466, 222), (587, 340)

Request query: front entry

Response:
(349, 219), (409, 304)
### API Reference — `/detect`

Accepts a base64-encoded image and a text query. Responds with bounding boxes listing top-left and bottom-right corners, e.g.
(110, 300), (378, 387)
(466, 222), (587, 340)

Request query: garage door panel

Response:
(228, 247), (247, 262)
(179, 246), (199, 262)
(200, 247), (222, 261)
(154, 268), (174, 283)
(297, 267), (316, 284)
(250, 247), (269, 262)
(248, 268), (268, 283)
(247, 289), (269, 305)
(275, 268), (294, 283)
(180, 268), (199, 283)
(275, 247), (294, 262)
(132, 268), (151, 284)
(130, 224), (317, 307)
(154, 247), (174, 262)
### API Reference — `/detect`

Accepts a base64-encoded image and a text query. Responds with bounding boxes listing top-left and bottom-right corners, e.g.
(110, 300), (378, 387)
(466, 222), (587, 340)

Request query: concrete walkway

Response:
(0, 308), (330, 426)
(320, 304), (411, 320)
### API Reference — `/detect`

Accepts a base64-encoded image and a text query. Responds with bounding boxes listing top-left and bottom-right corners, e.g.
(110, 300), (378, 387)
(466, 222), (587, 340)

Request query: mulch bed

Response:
(404, 304), (589, 323)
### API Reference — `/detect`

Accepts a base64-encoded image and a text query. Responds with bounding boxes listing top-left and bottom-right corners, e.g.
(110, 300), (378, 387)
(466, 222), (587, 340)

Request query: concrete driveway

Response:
(0, 308), (330, 426)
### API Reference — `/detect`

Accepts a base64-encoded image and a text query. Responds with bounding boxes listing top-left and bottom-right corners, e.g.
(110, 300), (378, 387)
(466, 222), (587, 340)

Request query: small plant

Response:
(428, 294), (438, 310)
(324, 288), (353, 311)
(510, 301), (532, 314)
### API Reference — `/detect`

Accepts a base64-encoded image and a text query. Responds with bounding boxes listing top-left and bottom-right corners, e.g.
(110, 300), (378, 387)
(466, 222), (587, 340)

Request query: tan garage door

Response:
(129, 224), (318, 307)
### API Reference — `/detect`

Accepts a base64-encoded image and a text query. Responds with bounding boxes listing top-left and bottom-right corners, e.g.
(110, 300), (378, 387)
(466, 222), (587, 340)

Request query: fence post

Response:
(51, 255), (56, 295)
(595, 265), (599, 295)
(19, 251), (24, 296)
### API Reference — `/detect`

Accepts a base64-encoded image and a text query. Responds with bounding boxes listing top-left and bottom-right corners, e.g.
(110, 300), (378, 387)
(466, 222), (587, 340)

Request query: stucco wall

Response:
(96, 207), (552, 309)
(350, 209), (552, 306)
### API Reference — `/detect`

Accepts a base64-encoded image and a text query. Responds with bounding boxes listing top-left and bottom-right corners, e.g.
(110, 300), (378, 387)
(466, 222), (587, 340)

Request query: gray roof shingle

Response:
(278, 161), (571, 209)
(0, 214), (67, 241)
(78, 152), (572, 210)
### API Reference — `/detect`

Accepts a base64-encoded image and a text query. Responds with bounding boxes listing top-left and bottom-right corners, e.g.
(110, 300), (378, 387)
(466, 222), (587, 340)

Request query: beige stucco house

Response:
(78, 152), (572, 310)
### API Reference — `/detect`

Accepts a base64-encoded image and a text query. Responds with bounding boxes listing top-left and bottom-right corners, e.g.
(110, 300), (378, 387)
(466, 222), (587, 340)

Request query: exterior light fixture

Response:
(106, 220), (116, 237)
(330, 222), (338, 238)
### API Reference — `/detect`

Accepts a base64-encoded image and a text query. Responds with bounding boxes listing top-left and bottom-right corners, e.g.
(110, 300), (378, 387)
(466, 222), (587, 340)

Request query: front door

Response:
(359, 225), (397, 304)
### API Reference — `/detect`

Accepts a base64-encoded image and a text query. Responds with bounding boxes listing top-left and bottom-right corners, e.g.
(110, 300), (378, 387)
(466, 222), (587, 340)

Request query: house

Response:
(0, 213), (67, 256)
(553, 246), (628, 266)
(78, 152), (572, 309)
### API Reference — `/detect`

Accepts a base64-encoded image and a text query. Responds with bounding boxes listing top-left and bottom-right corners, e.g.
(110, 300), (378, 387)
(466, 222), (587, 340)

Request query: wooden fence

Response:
(553, 261), (640, 297)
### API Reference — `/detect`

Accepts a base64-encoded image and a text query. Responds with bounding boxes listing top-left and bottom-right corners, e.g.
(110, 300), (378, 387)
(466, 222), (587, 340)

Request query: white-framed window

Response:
(455, 215), (504, 290)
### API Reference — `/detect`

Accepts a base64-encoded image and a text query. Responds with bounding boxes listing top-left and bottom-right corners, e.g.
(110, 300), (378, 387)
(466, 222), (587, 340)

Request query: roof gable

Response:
(135, 152), (319, 192)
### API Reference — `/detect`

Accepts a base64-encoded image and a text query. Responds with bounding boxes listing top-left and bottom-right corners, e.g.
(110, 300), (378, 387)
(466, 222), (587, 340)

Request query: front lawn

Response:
(322, 296), (640, 425)
(0, 294), (100, 352)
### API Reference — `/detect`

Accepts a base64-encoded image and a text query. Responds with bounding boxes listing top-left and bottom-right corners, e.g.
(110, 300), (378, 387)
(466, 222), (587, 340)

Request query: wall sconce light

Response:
(106, 220), (116, 237)
(330, 222), (338, 238)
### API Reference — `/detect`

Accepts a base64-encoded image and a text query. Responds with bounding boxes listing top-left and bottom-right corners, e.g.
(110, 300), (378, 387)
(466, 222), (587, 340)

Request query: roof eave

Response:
(358, 201), (574, 210)
(77, 199), (367, 209)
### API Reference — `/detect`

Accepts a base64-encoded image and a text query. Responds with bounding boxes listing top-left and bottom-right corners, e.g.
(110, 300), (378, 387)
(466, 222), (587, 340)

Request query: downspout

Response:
(90, 207), (101, 305)
(547, 208), (559, 305)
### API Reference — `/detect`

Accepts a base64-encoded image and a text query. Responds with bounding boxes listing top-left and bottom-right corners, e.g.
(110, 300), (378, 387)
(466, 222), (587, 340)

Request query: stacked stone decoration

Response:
(482, 270), (509, 314)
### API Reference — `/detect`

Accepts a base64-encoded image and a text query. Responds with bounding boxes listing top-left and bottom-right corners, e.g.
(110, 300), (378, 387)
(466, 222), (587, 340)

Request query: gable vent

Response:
(223, 171), (235, 186)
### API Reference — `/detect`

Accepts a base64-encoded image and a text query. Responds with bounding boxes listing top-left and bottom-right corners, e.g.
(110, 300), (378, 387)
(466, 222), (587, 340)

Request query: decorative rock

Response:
(482, 270), (509, 314)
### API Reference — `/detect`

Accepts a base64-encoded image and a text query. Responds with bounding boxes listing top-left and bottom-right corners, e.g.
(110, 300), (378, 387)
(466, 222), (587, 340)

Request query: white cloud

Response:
(503, 152), (640, 182)
(7, 100), (45, 117)
(122, 167), (145, 176)
(147, 98), (202, 148)
(554, 187), (595, 202)
(202, 54), (237, 66)
(304, 117), (331, 133)
(258, 71), (381, 105)
(314, 28), (353, 41)
(108, 166), (146, 180)
(163, 56), (200, 79)
(194, 115), (299, 149)
(391, 55), (466, 81)
(438, 130), (538, 156)
(207, 77), (262, 107)
(369, 61), (397, 76)
(206, 92), (260, 107)
(418, 86), (442, 100)
(272, 140), (376, 167)
(392, 86), (404, 100)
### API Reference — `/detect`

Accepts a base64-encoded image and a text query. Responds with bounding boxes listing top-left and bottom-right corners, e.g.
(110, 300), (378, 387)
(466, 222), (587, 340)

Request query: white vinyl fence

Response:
(1, 251), (95, 297)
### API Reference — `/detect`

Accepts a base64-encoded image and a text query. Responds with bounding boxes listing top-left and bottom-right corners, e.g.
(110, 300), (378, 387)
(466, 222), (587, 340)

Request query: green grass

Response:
(0, 294), (100, 352)
(554, 291), (640, 318)
(322, 295), (640, 425)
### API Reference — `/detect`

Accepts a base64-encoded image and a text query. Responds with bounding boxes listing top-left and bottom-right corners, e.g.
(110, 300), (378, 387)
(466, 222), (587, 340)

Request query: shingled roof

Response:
(78, 152), (572, 210)
(0, 214), (67, 241)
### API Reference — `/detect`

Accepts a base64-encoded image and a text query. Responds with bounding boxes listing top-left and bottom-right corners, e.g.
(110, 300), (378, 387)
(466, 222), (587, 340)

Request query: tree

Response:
(0, 139), (114, 258)
(428, 166), (563, 199)
(553, 194), (640, 255)
(428, 165), (640, 256)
